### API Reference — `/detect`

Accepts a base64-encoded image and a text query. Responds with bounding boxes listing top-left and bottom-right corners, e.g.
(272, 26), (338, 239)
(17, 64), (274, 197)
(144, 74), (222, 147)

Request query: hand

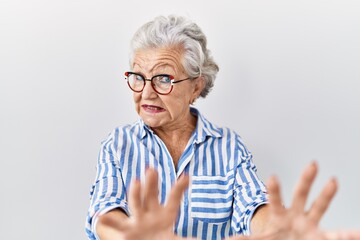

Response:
(97, 168), (191, 240)
(228, 162), (360, 240)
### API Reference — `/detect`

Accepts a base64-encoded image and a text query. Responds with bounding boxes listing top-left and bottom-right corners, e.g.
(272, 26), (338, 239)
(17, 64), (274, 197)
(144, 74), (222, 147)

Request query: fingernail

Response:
(330, 177), (338, 184)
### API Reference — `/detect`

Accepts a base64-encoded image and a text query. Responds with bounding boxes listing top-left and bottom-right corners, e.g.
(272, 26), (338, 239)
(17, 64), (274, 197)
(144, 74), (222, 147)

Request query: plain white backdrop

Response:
(1, 0), (359, 239)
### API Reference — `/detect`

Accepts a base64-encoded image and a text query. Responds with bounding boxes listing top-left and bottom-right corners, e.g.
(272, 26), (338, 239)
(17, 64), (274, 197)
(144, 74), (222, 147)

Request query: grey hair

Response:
(129, 15), (219, 98)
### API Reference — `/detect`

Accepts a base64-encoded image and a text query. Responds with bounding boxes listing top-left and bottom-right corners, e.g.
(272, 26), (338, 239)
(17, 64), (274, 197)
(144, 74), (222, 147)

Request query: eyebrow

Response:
(132, 58), (179, 76)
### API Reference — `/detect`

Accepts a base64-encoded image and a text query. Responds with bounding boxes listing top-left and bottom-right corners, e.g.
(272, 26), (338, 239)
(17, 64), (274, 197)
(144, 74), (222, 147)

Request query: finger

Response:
(325, 230), (360, 240)
(223, 236), (249, 240)
(128, 178), (142, 216)
(225, 234), (278, 240)
(307, 177), (338, 225)
(165, 174), (189, 221)
(290, 161), (318, 212)
(144, 168), (160, 209)
(172, 236), (198, 240)
(267, 175), (285, 216)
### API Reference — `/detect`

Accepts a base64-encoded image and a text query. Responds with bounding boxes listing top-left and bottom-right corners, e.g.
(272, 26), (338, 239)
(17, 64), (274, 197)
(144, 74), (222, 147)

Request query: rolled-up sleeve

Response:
(85, 132), (130, 240)
(231, 136), (268, 236)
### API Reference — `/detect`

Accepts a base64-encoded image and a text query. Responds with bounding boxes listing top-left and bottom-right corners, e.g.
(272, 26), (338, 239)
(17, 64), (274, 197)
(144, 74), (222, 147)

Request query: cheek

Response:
(133, 94), (141, 111)
(166, 95), (189, 112)
(176, 92), (192, 105)
(133, 93), (140, 103)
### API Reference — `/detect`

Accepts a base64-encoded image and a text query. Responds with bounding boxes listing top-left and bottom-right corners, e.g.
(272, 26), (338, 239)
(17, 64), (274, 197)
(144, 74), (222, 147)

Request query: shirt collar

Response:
(139, 120), (152, 139)
(190, 107), (222, 144)
(138, 107), (222, 142)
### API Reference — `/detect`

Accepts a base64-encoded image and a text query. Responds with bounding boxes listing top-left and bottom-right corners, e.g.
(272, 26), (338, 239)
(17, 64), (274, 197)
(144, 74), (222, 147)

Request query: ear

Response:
(191, 76), (205, 103)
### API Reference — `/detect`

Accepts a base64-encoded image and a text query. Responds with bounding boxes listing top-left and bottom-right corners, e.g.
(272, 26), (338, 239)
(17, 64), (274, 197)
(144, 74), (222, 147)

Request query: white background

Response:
(1, 0), (359, 239)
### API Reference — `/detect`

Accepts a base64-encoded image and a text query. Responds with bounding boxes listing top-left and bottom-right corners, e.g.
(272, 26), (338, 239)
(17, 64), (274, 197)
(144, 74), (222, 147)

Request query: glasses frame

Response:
(124, 71), (193, 95)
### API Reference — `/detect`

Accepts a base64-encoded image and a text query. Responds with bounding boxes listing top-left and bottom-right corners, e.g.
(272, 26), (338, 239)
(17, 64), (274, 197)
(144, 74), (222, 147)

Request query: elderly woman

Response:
(86, 15), (359, 240)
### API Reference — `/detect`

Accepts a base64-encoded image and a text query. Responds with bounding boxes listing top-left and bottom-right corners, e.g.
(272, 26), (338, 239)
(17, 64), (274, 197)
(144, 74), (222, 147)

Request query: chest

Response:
(163, 140), (188, 167)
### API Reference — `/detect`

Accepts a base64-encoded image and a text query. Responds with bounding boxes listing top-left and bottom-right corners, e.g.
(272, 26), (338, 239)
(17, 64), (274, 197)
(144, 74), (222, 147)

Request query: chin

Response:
(142, 116), (161, 127)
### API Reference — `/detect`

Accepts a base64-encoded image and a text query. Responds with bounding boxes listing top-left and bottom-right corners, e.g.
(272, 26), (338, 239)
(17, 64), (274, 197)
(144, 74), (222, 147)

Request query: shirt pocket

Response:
(190, 174), (233, 223)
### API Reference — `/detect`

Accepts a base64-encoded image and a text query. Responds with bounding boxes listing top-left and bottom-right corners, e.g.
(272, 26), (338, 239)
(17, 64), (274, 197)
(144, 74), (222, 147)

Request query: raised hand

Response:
(262, 161), (336, 240)
(97, 163), (360, 240)
(228, 162), (360, 240)
(96, 169), (191, 240)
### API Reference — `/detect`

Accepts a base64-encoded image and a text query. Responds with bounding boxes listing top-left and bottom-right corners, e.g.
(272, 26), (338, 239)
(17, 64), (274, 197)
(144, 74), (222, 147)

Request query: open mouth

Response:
(142, 104), (165, 113)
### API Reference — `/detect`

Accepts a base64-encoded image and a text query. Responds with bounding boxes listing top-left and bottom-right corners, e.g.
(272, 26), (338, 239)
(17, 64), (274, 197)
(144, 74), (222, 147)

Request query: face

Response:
(131, 47), (204, 131)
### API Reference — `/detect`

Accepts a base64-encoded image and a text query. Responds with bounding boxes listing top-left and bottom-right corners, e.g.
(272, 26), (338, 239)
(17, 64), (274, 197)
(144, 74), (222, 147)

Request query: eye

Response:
(157, 75), (171, 84)
(135, 75), (144, 81)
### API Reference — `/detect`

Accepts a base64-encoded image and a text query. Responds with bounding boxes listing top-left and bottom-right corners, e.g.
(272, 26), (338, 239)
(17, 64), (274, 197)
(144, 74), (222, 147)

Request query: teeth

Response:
(147, 106), (161, 110)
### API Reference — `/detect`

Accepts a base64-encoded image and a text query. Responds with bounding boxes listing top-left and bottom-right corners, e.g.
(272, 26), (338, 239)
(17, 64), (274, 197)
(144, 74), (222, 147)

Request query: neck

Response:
(151, 113), (197, 168)
(152, 112), (197, 142)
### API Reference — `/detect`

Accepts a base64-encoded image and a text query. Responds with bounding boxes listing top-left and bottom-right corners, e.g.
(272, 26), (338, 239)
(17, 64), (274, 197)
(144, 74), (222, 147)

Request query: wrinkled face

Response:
(131, 47), (203, 130)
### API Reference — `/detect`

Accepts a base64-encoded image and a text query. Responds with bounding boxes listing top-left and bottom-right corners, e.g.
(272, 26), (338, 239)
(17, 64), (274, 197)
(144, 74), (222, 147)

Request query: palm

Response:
(229, 162), (360, 240)
(99, 164), (360, 240)
(263, 162), (333, 240)
(97, 169), (190, 240)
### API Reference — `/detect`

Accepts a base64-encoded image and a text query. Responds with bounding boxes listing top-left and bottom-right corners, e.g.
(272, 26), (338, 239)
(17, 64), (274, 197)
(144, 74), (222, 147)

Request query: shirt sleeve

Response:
(85, 131), (130, 240)
(231, 135), (268, 236)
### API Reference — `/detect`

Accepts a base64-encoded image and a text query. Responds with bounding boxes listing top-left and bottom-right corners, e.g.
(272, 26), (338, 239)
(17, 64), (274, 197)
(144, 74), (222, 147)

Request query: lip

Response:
(141, 104), (166, 114)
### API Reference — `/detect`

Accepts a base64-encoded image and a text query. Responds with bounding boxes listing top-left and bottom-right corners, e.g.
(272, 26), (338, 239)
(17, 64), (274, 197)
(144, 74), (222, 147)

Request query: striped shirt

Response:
(85, 107), (268, 239)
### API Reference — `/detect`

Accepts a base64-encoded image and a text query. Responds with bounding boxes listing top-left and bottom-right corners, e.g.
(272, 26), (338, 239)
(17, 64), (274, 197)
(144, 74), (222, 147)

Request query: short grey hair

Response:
(129, 15), (219, 98)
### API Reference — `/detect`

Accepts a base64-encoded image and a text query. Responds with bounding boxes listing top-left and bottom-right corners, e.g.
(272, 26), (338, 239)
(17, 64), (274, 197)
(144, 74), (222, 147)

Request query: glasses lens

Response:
(152, 75), (172, 94)
(127, 73), (144, 91)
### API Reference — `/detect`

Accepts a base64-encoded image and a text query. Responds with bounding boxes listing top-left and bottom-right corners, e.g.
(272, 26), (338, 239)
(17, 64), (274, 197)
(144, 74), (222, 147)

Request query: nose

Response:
(141, 79), (158, 99)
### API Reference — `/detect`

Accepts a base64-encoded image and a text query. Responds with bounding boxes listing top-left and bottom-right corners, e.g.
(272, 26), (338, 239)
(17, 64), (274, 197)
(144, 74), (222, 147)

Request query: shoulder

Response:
(197, 109), (245, 143)
(100, 121), (143, 149)
(220, 126), (251, 156)
(197, 110), (252, 159)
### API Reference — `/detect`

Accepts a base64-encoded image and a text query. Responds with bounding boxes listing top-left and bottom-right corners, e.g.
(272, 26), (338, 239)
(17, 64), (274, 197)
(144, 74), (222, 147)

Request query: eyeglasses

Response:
(125, 72), (192, 95)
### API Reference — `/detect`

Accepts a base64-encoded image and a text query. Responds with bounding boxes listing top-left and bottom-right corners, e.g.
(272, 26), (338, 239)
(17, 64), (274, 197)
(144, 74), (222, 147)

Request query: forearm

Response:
(96, 208), (129, 240)
(250, 204), (270, 235)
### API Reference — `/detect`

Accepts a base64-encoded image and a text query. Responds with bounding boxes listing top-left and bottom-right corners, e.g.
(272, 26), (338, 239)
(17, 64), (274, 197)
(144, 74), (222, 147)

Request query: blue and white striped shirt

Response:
(86, 108), (268, 239)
